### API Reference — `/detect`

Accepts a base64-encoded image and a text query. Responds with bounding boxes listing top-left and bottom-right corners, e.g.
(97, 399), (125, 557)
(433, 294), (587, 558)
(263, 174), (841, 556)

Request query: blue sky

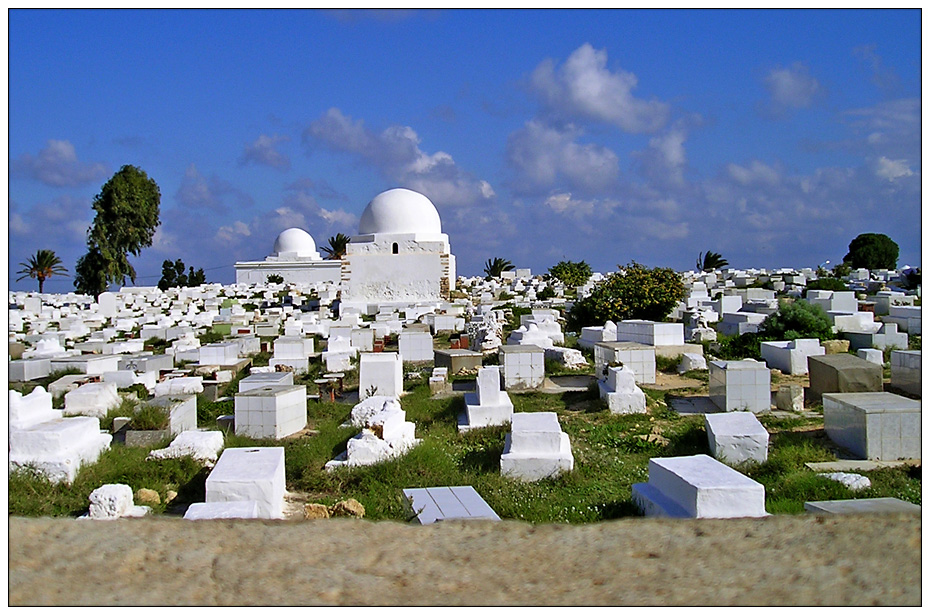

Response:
(8, 9), (923, 292)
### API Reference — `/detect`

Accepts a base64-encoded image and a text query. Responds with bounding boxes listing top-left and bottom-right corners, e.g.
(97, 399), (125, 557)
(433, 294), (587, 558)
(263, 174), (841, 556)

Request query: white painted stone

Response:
(499, 344), (545, 391)
(632, 454), (767, 518)
(154, 376), (204, 397)
(327, 399), (419, 469)
(677, 353), (707, 373)
(398, 331), (434, 362)
(9, 358), (51, 382)
(705, 412), (769, 465)
(598, 365), (647, 414)
(234, 385), (307, 439)
(183, 500), (261, 520)
(148, 430), (225, 463)
(709, 360), (771, 413)
(9, 387), (60, 431)
(760, 338), (825, 375)
(500, 412), (573, 481)
(87, 484), (135, 519)
(818, 472), (871, 491)
(461, 367), (514, 431)
(205, 447), (286, 519)
(358, 352), (403, 400)
(63, 382), (121, 419)
(857, 348), (884, 365)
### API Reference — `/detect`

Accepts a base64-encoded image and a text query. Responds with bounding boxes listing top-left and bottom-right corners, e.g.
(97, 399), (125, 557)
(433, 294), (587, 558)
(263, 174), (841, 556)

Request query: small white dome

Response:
(272, 228), (317, 257)
(358, 188), (442, 235)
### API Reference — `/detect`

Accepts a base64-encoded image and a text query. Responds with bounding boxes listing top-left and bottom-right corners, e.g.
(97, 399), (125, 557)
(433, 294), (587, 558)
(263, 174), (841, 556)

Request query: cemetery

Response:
(5, 192), (921, 525)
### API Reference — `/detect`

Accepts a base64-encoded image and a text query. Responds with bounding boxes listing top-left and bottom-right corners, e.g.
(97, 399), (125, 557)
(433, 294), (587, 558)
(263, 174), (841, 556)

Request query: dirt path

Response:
(8, 514), (920, 605)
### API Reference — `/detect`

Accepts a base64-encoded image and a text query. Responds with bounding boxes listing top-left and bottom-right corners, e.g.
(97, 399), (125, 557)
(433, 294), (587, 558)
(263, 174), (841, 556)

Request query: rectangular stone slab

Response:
(402, 486), (500, 524)
(804, 497), (921, 515)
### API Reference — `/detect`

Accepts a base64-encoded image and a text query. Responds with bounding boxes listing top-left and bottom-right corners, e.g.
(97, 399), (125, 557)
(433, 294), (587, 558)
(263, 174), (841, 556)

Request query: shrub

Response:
(567, 262), (685, 331)
(129, 403), (170, 431)
(804, 277), (848, 294)
(548, 260), (593, 288)
(757, 300), (834, 342)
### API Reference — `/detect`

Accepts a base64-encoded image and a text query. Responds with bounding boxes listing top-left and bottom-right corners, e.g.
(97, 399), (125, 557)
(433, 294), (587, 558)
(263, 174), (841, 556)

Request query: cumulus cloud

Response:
(10, 140), (108, 187)
(633, 127), (689, 186)
(529, 43), (669, 133)
(304, 107), (495, 208)
(842, 98), (920, 160)
(506, 120), (620, 195)
(239, 134), (291, 170)
(175, 164), (254, 212)
(726, 160), (782, 186)
(764, 62), (822, 113)
(874, 156), (914, 181)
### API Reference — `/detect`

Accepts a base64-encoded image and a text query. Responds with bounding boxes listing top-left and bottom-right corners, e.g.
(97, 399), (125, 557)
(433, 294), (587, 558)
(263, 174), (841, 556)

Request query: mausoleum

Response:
(234, 227), (342, 285)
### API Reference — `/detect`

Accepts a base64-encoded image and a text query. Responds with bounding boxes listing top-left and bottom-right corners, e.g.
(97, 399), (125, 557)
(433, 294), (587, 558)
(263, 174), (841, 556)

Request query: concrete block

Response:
(206, 447), (285, 518)
(823, 392), (921, 460)
(705, 412), (769, 465)
(808, 354), (883, 403)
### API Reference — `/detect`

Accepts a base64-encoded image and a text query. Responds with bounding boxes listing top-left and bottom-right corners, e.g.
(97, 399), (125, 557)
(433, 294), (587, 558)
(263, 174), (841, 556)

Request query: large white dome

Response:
(358, 188), (442, 235)
(272, 228), (317, 257)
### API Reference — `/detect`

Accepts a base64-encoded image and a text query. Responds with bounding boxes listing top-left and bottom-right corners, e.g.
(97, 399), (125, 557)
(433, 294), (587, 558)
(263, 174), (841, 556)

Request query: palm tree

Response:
(16, 249), (69, 293)
(483, 257), (515, 280)
(321, 233), (350, 260)
(696, 251), (729, 272)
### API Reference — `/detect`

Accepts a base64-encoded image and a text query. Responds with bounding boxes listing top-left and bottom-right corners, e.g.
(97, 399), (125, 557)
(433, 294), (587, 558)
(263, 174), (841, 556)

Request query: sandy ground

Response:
(8, 513), (920, 606)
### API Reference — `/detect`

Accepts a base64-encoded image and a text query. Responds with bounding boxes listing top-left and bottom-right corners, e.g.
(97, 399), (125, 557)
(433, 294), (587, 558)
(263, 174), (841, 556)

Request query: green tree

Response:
(547, 260), (593, 288)
(158, 259), (206, 291)
(804, 277), (848, 295)
(843, 233), (899, 270)
(321, 233), (350, 260)
(16, 249), (68, 293)
(266, 274), (284, 284)
(696, 250), (729, 272)
(567, 262), (685, 331)
(74, 165), (161, 297)
(757, 300), (834, 342)
(483, 257), (514, 279)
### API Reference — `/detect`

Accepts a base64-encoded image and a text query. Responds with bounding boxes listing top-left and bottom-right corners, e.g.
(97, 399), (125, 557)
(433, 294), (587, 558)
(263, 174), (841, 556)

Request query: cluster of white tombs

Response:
(8, 187), (922, 522)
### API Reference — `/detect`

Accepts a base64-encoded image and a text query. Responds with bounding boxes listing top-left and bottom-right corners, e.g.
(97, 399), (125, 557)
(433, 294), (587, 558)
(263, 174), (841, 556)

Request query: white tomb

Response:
(63, 382), (121, 419)
(460, 366), (514, 432)
(9, 388), (111, 484)
(239, 371), (294, 393)
(677, 352), (708, 373)
(759, 338), (825, 375)
(148, 430), (225, 463)
(705, 412), (769, 465)
(616, 320), (684, 346)
(9, 358), (51, 382)
(358, 352), (403, 400)
(823, 392), (921, 460)
(598, 365), (647, 414)
(398, 330), (434, 362)
(198, 341), (241, 366)
(632, 454), (767, 518)
(184, 500), (262, 520)
(154, 376), (204, 397)
(326, 397), (420, 469)
(234, 385), (307, 439)
(890, 350), (920, 397)
(499, 344), (545, 391)
(709, 360), (772, 413)
(205, 447), (286, 519)
(594, 342), (656, 384)
(500, 412), (574, 481)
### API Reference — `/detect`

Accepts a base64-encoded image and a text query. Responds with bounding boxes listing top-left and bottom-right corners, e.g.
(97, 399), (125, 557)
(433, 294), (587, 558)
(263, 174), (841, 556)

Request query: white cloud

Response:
(215, 220), (252, 244)
(726, 160), (781, 186)
(506, 120), (620, 194)
(9, 212), (29, 235)
(175, 164), (253, 212)
(633, 127), (689, 186)
(304, 108), (495, 208)
(544, 192), (595, 216)
(874, 157), (914, 181)
(11, 140), (108, 187)
(764, 63), (821, 112)
(530, 43), (669, 133)
(239, 134), (291, 170)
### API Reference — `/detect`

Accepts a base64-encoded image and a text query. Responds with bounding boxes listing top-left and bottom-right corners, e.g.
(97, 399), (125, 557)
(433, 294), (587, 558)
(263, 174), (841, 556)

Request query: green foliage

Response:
(129, 403), (170, 431)
(710, 333), (763, 360)
(548, 260), (593, 288)
(75, 165), (161, 297)
(483, 257), (514, 279)
(158, 259), (206, 291)
(900, 268), (921, 291)
(266, 274), (284, 284)
(758, 300), (834, 342)
(567, 262), (685, 331)
(696, 250), (728, 272)
(321, 233), (350, 260)
(16, 249), (68, 293)
(654, 354), (682, 373)
(537, 285), (557, 300)
(831, 261), (851, 278)
(804, 277), (848, 294)
(198, 331), (225, 345)
(843, 232), (899, 271)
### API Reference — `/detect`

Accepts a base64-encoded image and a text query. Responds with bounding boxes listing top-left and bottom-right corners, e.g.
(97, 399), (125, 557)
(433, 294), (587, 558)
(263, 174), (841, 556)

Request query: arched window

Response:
(392, 242), (399, 254)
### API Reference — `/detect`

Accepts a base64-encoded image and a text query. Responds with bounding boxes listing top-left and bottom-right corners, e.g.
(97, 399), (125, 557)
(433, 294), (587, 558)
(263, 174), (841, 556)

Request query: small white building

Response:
(339, 188), (456, 313)
(234, 227), (342, 286)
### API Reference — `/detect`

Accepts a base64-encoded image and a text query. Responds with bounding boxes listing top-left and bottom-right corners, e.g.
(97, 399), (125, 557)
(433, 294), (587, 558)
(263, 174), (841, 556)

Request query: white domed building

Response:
(234, 227), (342, 285)
(340, 188), (456, 312)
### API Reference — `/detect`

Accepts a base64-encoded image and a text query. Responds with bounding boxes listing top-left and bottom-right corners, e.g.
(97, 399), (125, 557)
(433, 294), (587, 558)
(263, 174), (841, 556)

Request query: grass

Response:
(9, 375), (921, 522)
